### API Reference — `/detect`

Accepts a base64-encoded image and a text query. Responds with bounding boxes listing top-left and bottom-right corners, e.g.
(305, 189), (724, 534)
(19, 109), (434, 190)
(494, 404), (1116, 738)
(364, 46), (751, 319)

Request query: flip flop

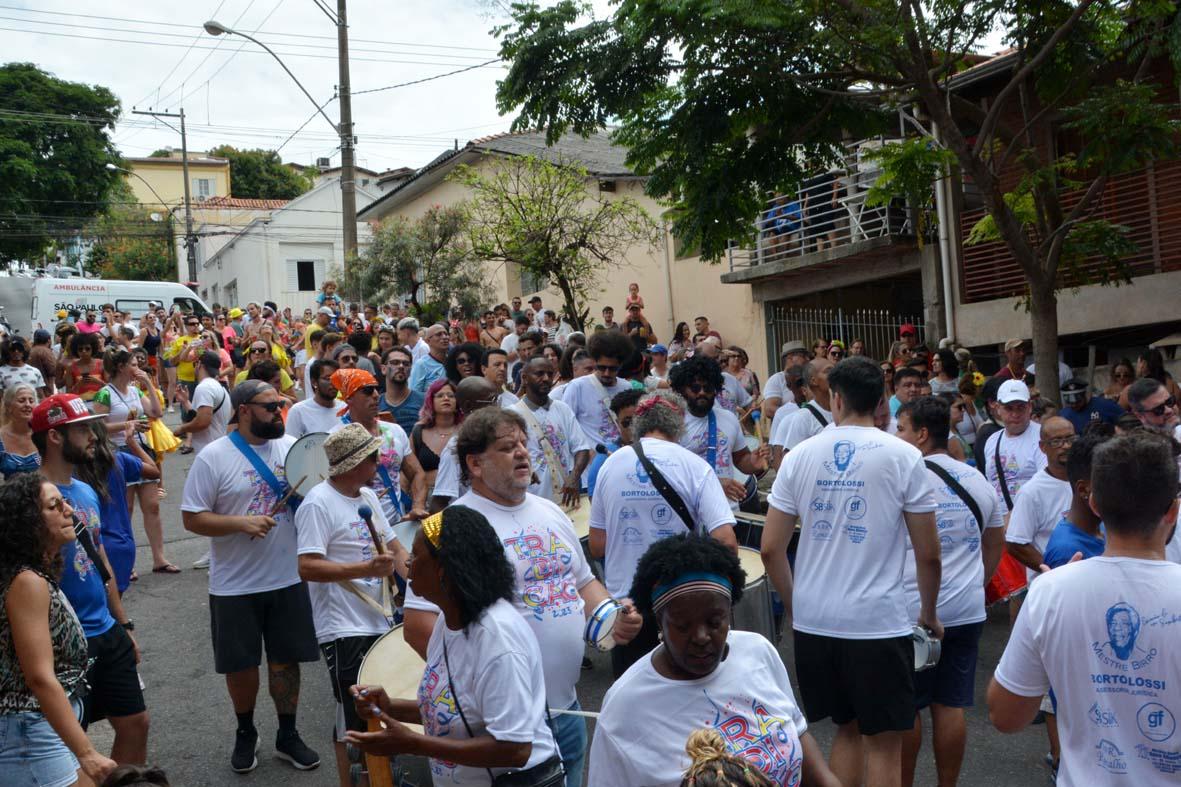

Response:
(129, 571), (139, 582)
(152, 563), (181, 574)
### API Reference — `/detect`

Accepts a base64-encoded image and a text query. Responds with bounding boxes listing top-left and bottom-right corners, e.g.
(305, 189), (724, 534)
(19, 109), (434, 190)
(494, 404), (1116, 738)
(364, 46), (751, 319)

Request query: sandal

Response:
(129, 571), (139, 583)
(179, 445), (193, 455)
(152, 563), (182, 574)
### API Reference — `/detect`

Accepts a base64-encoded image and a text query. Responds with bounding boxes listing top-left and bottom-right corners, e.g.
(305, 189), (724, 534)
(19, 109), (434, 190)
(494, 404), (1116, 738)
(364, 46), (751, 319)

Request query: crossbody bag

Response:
(633, 438), (699, 535)
(993, 435), (1013, 512)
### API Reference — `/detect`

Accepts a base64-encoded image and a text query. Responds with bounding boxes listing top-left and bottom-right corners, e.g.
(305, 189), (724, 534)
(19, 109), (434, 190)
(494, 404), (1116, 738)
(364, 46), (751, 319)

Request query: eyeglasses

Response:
(1043, 435), (1076, 448)
(386, 359), (411, 367)
(1137, 396), (1177, 417)
(247, 400), (288, 412)
(45, 497), (68, 512)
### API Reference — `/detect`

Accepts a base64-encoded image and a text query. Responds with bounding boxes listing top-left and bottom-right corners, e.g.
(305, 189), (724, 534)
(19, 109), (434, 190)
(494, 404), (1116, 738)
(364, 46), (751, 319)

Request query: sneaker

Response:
(231, 728), (259, 773)
(275, 730), (320, 770)
(192, 552), (211, 570)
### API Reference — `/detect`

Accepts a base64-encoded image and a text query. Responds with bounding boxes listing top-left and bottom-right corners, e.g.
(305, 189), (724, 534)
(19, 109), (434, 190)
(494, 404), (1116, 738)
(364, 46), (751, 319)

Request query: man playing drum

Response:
(294, 423), (410, 787)
(513, 355), (592, 508)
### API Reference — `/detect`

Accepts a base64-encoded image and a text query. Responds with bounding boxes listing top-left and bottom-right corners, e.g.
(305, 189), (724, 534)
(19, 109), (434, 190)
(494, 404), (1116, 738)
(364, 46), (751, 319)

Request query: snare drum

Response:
(732, 546), (777, 642)
(357, 626), (433, 786)
(565, 505), (603, 580)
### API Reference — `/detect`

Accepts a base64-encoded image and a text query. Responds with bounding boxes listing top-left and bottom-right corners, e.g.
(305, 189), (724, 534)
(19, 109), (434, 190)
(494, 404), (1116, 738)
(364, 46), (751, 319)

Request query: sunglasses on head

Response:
(1138, 395), (1177, 417)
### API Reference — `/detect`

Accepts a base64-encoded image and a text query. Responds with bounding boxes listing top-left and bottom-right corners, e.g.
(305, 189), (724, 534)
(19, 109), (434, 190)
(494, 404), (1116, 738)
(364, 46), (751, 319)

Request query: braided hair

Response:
(680, 728), (773, 787)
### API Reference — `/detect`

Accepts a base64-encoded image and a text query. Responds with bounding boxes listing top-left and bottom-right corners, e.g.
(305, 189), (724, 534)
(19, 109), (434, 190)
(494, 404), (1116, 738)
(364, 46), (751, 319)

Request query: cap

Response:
(56, 309), (68, 319)
(780, 340), (806, 357)
(31, 393), (107, 433)
(1004, 338), (1025, 352)
(649, 343), (668, 355)
(229, 380), (274, 424)
(899, 323), (917, 336)
(33, 329), (50, 343)
(997, 380), (1031, 404)
(317, 306), (335, 317)
(325, 423), (382, 477)
(228, 307), (244, 319)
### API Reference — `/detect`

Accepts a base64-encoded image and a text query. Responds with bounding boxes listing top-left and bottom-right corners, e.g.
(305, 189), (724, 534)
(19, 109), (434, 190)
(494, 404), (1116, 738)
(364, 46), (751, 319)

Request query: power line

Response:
(352, 59), (503, 96)
(131, 0), (228, 110)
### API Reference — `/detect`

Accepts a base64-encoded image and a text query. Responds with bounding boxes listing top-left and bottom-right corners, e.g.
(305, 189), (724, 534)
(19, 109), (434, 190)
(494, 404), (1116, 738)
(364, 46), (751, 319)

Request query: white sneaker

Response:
(192, 552), (211, 569)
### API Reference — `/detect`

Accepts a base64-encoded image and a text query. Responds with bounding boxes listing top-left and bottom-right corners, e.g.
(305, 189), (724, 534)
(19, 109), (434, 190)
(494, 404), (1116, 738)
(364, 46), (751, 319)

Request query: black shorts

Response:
(209, 583), (320, 674)
(794, 630), (914, 735)
(83, 624), (146, 726)
(914, 621), (984, 711)
(322, 635), (382, 740)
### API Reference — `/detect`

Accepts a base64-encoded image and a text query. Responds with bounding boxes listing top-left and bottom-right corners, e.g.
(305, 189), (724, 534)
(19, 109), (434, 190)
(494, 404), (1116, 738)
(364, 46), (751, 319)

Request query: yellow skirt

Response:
(145, 417), (181, 454)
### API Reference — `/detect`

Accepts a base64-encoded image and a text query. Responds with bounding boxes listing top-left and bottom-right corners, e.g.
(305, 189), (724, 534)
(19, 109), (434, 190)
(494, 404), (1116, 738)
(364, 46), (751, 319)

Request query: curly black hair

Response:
(0, 473), (62, 589)
(0, 335), (29, 365)
(629, 533), (745, 617)
(445, 342), (485, 385)
(69, 331), (101, 358)
(428, 505), (516, 628)
(668, 355), (724, 395)
(247, 359), (281, 385)
(586, 330), (635, 364)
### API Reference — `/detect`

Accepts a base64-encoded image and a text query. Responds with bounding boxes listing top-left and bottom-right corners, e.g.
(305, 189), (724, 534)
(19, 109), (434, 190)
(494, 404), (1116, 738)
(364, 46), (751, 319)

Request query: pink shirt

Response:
(75, 321), (104, 335)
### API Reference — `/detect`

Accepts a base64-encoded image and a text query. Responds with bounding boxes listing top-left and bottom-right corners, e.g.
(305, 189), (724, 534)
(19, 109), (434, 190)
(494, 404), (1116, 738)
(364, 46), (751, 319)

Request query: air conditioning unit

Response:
(316, 157), (332, 170)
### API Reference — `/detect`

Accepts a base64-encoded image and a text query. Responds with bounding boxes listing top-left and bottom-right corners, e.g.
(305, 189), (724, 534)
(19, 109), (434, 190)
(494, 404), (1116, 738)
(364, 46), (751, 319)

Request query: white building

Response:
(195, 176), (376, 309)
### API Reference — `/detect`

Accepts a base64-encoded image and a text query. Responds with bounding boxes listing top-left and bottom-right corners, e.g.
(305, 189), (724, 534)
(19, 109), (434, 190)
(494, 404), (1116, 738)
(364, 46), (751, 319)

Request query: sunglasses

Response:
(46, 496), (68, 512)
(830, 350), (844, 358)
(455, 356), (475, 364)
(186, 322), (199, 327)
(247, 400), (288, 413)
(356, 385), (380, 396)
(250, 347), (268, 354)
(1138, 395), (1177, 417)
(687, 382), (716, 394)
(339, 354), (358, 362)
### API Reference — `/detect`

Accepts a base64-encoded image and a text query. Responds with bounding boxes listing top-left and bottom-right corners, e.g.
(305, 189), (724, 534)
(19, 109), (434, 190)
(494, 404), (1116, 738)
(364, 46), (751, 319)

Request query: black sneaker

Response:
(275, 730), (321, 771)
(231, 728), (259, 774)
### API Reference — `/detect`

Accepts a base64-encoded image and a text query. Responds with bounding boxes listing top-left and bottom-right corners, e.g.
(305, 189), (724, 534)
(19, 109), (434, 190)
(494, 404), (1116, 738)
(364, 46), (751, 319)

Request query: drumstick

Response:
(270, 475), (307, 515)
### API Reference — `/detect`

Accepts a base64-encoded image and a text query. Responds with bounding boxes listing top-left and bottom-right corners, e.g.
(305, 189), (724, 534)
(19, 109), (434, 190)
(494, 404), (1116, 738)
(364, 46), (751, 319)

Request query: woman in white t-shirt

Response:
(346, 505), (560, 786)
(588, 534), (839, 787)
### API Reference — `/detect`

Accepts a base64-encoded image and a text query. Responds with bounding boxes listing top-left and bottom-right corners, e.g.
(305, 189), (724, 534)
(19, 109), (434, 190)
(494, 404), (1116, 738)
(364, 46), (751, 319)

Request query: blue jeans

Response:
(0, 697), (83, 787)
(552, 699), (586, 787)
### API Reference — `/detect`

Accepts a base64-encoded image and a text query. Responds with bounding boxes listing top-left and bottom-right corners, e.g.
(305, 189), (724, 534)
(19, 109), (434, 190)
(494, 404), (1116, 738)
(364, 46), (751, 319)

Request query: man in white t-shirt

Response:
(500, 315), (531, 377)
(294, 424), (409, 787)
(396, 317), (429, 364)
(172, 351), (232, 456)
(560, 330), (634, 452)
(180, 379), (322, 774)
(481, 347), (519, 407)
(895, 397), (1005, 787)
(403, 407), (642, 787)
(983, 380), (1046, 512)
(513, 356), (592, 507)
(763, 340), (810, 424)
(1005, 416), (1076, 581)
(761, 357), (941, 787)
(589, 390), (738, 677)
(286, 358), (342, 439)
(770, 357), (834, 468)
(990, 431), (1181, 787)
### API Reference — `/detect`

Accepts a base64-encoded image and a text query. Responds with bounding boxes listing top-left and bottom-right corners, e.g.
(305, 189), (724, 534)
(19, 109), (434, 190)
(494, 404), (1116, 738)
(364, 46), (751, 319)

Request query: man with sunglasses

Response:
(286, 359), (342, 439)
(1128, 377), (1181, 439)
(562, 331), (635, 461)
(182, 379), (321, 774)
(172, 352), (232, 456)
(378, 346), (424, 434)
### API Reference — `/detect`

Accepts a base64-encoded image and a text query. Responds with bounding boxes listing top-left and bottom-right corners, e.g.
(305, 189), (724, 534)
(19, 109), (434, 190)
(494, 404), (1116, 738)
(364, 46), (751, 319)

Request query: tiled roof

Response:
(470, 129), (632, 176)
(198, 196), (290, 210)
(126, 155), (229, 166)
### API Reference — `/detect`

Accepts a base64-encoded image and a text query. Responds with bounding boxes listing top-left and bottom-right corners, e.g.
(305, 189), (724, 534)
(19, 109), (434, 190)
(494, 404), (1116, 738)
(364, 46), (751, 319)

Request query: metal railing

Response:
(767, 305), (926, 366)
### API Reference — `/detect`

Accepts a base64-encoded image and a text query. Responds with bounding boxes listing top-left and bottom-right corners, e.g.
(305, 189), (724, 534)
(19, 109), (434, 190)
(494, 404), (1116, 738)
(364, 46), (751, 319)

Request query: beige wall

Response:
(123, 161), (231, 209)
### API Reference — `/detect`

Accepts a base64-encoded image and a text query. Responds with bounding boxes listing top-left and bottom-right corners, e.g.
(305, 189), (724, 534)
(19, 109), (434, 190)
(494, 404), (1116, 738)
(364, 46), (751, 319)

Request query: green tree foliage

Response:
(86, 180), (176, 282)
(0, 63), (121, 265)
(208, 145), (313, 200)
(451, 155), (661, 331)
(345, 206), (485, 324)
(148, 149), (172, 158)
(495, 0), (1181, 401)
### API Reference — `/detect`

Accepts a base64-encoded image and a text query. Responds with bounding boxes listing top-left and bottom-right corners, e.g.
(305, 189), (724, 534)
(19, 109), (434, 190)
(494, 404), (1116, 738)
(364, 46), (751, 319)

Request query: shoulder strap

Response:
(925, 459), (985, 532)
(443, 635), (497, 783)
(585, 375), (621, 438)
(993, 433), (1013, 511)
(705, 410), (718, 470)
(513, 401), (567, 500)
(633, 439), (698, 535)
(228, 430), (296, 511)
(803, 403), (828, 428)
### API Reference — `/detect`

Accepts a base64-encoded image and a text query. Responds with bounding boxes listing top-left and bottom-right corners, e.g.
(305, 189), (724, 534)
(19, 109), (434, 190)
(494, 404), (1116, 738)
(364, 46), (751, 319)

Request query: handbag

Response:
(441, 636), (566, 787)
(633, 438), (699, 535)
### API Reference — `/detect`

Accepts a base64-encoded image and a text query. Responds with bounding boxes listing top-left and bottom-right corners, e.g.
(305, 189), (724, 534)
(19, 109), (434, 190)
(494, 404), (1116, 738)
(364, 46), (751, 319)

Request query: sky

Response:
(0, 0), (572, 173)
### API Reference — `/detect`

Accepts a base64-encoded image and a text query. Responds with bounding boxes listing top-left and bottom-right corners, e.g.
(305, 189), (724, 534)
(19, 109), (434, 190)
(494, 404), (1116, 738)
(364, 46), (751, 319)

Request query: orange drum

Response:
(985, 552), (1028, 606)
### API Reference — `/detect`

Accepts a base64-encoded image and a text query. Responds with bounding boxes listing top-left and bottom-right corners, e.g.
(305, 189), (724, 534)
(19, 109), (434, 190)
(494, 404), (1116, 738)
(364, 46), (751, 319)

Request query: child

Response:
(315, 280), (343, 311)
(624, 281), (645, 310)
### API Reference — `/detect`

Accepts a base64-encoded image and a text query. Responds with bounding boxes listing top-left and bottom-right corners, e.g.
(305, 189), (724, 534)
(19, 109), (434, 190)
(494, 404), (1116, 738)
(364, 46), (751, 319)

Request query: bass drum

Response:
(355, 625), (434, 786)
(566, 504), (603, 580)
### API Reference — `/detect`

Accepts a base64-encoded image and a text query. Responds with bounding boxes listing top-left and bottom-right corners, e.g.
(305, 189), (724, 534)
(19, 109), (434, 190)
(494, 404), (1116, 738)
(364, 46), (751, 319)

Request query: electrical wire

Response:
(352, 59), (503, 96)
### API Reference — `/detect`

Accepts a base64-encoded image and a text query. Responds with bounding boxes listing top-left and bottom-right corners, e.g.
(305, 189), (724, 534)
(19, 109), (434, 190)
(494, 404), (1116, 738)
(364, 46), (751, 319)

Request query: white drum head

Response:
(737, 546), (766, 584)
(584, 598), (621, 652)
(566, 505), (590, 541)
(358, 625), (425, 732)
(392, 519), (419, 552)
(285, 432), (330, 497)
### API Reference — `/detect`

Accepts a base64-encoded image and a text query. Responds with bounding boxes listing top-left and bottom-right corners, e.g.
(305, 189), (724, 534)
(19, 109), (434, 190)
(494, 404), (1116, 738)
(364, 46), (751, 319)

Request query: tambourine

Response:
(584, 598), (623, 652)
(284, 432), (330, 497)
(912, 625), (942, 672)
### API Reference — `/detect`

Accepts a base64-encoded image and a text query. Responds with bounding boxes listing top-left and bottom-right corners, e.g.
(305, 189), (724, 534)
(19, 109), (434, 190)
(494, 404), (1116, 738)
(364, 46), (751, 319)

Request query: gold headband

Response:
(420, 512), (443, 549)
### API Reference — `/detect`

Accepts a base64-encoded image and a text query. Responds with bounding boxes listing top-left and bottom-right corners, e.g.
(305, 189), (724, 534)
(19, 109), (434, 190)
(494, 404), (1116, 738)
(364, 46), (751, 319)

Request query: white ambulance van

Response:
(0, 277), (211, 335)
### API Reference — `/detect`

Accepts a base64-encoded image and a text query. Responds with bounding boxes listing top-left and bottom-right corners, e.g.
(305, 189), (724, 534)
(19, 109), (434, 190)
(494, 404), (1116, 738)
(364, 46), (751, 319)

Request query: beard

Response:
(249, 418), (285, 440)
(62, 439), (93, 465)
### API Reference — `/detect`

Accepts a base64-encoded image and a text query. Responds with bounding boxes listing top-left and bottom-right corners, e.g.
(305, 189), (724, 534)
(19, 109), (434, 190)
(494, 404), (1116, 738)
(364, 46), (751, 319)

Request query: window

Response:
(286, 259), (325, 291)
(517, 266), (547, 299)
(193, 178), (213, 199)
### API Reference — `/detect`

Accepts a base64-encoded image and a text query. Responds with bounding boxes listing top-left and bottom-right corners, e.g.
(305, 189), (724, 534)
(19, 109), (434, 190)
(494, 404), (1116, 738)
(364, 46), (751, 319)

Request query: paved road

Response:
(91, 419), (1051, 786)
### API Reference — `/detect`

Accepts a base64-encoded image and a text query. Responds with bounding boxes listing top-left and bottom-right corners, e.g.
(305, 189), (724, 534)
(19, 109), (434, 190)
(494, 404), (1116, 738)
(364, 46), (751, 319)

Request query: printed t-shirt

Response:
(1042, 520), (1105, 568)
(1006, 468), (1073, 580)
(0, 363), (46, 393)
(589, 438), (735, 598)
(1061, 398), (1123, 434)
(405, 491), (594, 709)
(762, 371), (796, 407)
(331, 419), (410, 524)
(430, 435), (464, 500)
(190, 377), (231, 455)
(97, 452), (144, 593)
(768, 425), (936, 639)
(993, 557), (1181, 786)
(562, 374), (630, 449)
(983, 422), (1046, 509)
(286, 397), (342, 439)
(680, 407), (745, 511)
(717, 371), (753, 414)
(512, 398), (592, 504)
(588, 631), (806, 787)
(417, 598), (558, 786)
(56, 479), (117, 638)
(180, 434), (301, 596)
(295, 483), (393, 643)
(379, 389), (425, 435)
(902, 453), (1004, 626)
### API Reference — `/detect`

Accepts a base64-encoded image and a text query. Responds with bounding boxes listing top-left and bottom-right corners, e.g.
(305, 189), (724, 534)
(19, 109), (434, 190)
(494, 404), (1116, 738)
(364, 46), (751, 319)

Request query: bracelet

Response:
(121, 619), (135, 632)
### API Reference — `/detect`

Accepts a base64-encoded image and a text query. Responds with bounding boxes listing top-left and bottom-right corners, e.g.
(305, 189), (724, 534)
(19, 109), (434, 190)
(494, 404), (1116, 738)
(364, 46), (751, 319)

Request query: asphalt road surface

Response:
(90, 416), (1050, 786)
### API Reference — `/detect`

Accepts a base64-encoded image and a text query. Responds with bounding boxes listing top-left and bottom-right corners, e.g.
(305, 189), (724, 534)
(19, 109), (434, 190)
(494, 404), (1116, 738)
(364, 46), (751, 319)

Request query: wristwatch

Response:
(121, 619), (136, 632)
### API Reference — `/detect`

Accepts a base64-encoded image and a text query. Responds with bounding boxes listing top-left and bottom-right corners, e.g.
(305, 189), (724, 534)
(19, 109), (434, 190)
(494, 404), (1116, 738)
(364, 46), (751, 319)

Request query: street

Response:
(91, 415), (1050, 786)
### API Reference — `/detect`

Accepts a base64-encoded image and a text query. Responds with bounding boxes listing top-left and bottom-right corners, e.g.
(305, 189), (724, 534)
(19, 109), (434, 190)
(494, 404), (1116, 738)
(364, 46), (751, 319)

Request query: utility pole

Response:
(337, 0), (357, 262)
(132, 107), (198, 284)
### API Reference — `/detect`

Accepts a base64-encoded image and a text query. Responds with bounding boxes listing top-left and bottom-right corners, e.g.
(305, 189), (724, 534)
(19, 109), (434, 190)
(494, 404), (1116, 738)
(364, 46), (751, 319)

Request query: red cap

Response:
(31, 393), (107, 433)
(899, 323), (917, 336)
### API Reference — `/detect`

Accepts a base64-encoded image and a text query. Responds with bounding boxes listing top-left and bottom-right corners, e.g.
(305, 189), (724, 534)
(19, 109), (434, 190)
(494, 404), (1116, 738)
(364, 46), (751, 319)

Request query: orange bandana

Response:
(330, 368), (378, 414)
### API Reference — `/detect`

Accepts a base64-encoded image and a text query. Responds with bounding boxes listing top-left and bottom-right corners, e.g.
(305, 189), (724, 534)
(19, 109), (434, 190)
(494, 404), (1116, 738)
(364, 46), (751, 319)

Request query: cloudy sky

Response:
(0, 0), (586, 172)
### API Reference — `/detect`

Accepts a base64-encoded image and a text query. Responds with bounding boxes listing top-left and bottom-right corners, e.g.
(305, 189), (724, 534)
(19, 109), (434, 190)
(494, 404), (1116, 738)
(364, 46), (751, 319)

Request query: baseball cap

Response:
(33, 329), (51, 343)
(229, 379), (275, 424)
(997, 380), (1031, 404)
(31, 393), (107, 433)
(781, 340), (806, 357)
(318, 306), (335, 317)
(899, 323), (917, 337)
(1004, 338), (1025, 352)
(649, 343), (668, 355)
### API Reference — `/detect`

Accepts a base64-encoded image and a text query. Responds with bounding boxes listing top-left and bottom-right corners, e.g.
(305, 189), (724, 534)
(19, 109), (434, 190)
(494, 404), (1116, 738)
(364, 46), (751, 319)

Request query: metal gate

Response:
(767, 305), (926, 367)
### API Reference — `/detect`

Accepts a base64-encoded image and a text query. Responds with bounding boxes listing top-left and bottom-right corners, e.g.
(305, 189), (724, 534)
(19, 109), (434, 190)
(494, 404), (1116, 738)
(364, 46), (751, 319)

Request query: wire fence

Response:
(767, 306), (927, 367)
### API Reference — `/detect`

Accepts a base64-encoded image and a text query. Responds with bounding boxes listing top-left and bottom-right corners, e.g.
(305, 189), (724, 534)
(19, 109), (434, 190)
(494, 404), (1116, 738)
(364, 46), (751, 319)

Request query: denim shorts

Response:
(0, 697), (84, 787)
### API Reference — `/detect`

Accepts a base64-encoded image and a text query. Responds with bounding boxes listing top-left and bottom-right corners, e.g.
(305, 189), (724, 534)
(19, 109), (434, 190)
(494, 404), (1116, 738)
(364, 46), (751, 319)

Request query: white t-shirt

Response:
(180, 434), (301, 595)
(983, 422), (1047, 510)
(589, 438), (735, 598)
(431, 435), (465, 501)
(762, 371), (796, 406)
(286, 397), (341, 439)
(512, 398), (592, 503)
(548, 381), (568, 402)
(405, 492), (594, 708)
(994, 557), (1181, 787)
(767, 399), (799, 439)
(190, 377), (231, 455)
(497, 390), (519, 407)
(902, 454), (1004, 627)
(417, 599), (559, 785)
(1005, 468), (1073, 581)
(589, 631), (807, 787)
(768, 425), (936, 638)
(680, 407), (746, 512)
(331, 419), (411, 524)
(410, 338), (430, 364)
(770, 402), (831, 451)
(717, 371), (753, 414)
(562, 374), (630, 448)
(294, 483), (393, 643)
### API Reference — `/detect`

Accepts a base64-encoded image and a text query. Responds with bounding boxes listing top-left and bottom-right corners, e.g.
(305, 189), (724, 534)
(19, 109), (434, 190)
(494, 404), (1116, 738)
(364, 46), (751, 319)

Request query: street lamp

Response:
(106, 162), (181, 268)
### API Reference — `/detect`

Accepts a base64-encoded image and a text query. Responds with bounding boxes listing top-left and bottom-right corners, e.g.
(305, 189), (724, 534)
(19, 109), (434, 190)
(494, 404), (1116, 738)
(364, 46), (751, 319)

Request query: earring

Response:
(657, 630), (664, 642)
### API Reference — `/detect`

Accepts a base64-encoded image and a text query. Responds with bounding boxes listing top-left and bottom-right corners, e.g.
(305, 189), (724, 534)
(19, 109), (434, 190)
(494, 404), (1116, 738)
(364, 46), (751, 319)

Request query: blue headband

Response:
(651, 572), (732, 615)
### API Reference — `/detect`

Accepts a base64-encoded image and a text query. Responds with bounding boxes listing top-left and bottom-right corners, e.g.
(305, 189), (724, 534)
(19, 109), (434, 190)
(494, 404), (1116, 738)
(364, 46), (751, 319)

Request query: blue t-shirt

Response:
(1042, 518), (1105, 569)
(1060, 397), (1123, 435)
(408, 356), (445, 394)
(586, 441), (619, 498)
(97, 452), (144, 593)
(379, 389), (425, 436)
(57, 479), (117, 638)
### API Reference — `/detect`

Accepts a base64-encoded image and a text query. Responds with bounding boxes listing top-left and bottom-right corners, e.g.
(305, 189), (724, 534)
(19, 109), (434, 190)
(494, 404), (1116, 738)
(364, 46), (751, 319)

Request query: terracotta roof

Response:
(126, 155), (229, 166)
(199, 196), (290, 210)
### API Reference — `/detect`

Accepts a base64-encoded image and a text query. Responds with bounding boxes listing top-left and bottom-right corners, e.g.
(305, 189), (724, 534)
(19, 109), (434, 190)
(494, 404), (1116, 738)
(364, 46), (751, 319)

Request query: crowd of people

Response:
(0, 277), (1179, 787)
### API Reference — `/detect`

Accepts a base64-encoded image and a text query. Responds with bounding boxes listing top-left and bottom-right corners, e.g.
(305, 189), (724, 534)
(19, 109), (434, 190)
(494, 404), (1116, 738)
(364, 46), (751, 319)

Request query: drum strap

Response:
(342, 415), (400, 518)
(512, 400), (567, 501)
(993, 434), (1013, 512)
(924, 459), (984, 532)
(586, 374), (622, 441)
(634, 439), (698, 535)
(229, 430), (300, 513)
(803, 403), (828, 428)
(705, 410), (718, 471)
(335, 578), (393, 619)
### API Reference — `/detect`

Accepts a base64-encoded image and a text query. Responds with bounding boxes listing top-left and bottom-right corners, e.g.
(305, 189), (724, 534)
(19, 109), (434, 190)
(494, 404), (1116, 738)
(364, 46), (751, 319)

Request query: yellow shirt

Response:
(235, 367), (295, 393)
(267, 342), (291, 372)
(164, 334), (201, 382)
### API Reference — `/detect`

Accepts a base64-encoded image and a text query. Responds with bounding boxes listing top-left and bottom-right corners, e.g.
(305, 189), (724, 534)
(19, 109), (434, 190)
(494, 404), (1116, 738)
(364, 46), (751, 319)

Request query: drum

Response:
(565, 505), (603, 580)
(391, 519), (420, 552)
(355, 625), (433, 786)
(284, 432), (330, 497)
(732, 546), (776, 642)
(732, 435), (763, 485)
(734, 512), (767, 550)
(912, 625), (942, 671)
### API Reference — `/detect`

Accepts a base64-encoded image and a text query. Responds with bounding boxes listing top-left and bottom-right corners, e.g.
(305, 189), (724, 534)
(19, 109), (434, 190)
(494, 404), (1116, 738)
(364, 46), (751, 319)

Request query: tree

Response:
(494, 0), (1181, 402)
(0, 62), (122, 265)
(86, 180), (176, 282)
(344, 205), (486, 324)
(208, 145), (313, 200)
(148, 149), (172, 158)
(451, 155), (662, 331)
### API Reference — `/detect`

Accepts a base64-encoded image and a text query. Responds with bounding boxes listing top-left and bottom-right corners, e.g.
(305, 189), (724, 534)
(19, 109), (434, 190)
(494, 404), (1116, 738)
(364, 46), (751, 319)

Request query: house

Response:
(358, 130), (768, 374)
(123, 150), (232, 208)
(194, 176), (377, 310)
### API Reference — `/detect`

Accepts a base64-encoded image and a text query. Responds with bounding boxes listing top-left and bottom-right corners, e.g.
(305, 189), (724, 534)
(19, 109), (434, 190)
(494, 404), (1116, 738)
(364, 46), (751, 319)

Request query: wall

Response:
(124, 162), (231, 208)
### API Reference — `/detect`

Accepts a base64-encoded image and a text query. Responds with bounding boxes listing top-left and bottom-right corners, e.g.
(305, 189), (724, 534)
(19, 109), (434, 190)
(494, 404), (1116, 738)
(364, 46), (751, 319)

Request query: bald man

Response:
(1004, 416), (1077, 579)
(428, 376), (502, 511)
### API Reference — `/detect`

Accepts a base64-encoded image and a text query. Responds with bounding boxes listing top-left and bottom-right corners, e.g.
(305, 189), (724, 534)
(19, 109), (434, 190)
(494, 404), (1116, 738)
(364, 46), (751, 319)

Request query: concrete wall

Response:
(124, 161), (231, 208)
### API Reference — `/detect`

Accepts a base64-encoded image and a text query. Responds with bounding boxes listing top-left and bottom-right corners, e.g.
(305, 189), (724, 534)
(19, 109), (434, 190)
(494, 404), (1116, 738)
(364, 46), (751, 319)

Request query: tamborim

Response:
(284, 432), (330, 497)
(584, 598), (622, 652)
(912, 625), (941, 672)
